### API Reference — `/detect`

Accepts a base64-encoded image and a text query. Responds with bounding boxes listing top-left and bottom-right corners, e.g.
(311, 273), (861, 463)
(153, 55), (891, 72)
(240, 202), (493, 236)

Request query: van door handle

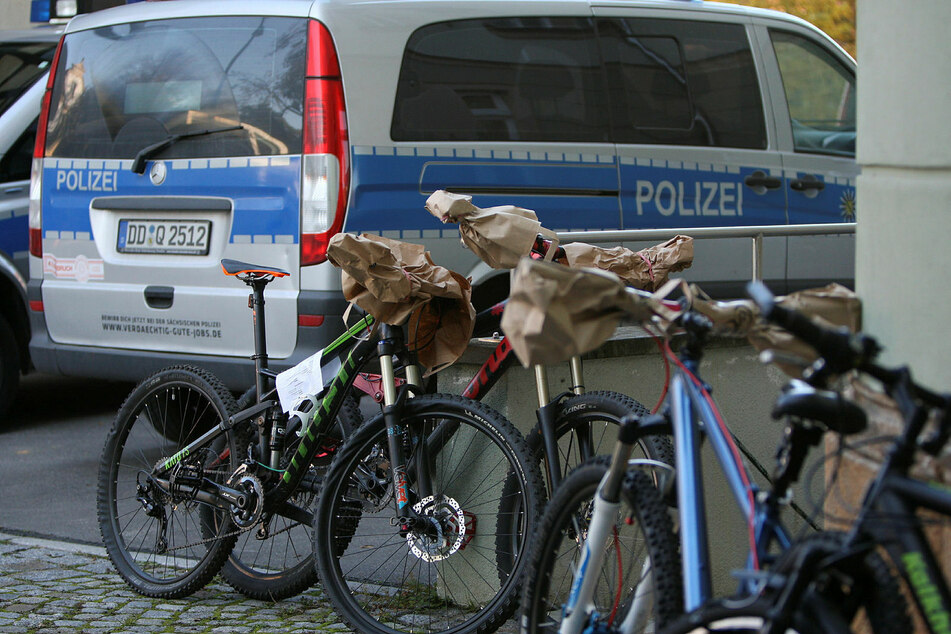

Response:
(4, 186), (24, 195)
(743, 171), (782, 190)
(790, 175), (826, 192)
(144, 285), (174, 309)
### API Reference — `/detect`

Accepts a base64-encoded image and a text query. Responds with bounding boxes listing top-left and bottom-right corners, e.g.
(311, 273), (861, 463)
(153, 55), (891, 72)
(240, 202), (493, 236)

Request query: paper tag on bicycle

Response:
(275, 348), (341, 413)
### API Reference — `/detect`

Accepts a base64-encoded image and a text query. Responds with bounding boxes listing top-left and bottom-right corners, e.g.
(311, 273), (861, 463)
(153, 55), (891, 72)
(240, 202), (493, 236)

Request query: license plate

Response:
(117, 219), (211, 255)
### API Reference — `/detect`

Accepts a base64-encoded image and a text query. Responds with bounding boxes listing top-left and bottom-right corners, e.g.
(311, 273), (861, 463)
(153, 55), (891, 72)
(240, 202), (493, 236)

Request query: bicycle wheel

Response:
(314, 393), (545, 634)
(529, 391), (674, 486)
(497, 391), (674, 573)
(221, 392), (363, 601)
(661, 532), (911, 634)
(520, 458), (683, 634)
(97, 365), (241, 598)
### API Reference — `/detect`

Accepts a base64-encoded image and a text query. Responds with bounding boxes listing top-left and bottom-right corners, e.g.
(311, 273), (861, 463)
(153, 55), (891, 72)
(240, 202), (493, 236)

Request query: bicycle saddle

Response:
(772, 380), (867, 436)
(221, 259), (289, 280)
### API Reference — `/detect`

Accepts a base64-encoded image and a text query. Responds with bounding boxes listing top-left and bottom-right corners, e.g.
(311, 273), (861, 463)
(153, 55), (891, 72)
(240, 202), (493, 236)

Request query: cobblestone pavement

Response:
(0, 533), (521, 634)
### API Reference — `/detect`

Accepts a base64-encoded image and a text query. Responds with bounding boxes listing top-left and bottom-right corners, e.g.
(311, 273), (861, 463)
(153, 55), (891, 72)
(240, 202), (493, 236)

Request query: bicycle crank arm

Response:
(150, 477), (250, 511)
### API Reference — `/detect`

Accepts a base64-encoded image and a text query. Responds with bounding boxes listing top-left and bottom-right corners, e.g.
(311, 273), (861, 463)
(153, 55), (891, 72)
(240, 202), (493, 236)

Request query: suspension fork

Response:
(377, 325), (426, 530)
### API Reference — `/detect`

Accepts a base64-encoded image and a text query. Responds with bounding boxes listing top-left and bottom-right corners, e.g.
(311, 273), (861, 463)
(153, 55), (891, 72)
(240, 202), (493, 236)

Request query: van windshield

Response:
(44, 16), (306, 159)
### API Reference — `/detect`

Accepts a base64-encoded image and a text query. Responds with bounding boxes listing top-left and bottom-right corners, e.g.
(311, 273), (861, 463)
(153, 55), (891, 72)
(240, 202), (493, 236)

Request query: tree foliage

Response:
(711, 0), (855, 57)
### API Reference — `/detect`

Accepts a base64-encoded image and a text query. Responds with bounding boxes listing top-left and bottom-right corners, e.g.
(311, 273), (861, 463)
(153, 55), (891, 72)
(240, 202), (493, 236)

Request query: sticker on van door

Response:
(43, 253), (104, 282)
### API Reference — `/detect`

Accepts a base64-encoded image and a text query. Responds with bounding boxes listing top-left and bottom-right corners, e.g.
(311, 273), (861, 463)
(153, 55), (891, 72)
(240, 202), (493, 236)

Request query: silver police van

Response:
(27, 0), (857, 389)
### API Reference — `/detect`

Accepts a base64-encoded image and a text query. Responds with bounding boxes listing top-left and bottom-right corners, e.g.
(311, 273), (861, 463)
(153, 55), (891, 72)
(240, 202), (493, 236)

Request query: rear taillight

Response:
(30, 35), (64, 258)
(301, 20), (349, 266)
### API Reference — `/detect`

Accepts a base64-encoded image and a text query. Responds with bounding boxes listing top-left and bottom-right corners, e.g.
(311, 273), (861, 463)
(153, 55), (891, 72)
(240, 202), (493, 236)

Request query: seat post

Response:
(249, 278), (270, 401)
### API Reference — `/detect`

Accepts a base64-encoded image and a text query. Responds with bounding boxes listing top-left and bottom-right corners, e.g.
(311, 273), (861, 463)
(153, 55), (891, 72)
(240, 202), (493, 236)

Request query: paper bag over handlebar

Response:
(327, 233), (475, 374)
(425, 190), (558, 268)
(684, 282), (861, 377)
(426, 190), (693, 290)
(562, 236), (693, 291)
(501, 258), (659, 366)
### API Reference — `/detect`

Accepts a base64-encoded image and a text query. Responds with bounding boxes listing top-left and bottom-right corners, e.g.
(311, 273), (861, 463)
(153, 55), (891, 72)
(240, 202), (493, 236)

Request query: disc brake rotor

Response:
(407, 495), (467, 562)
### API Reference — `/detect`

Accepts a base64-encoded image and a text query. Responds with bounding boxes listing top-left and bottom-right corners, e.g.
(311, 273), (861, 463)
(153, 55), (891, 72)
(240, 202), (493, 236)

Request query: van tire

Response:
(0, 313), (20, 423)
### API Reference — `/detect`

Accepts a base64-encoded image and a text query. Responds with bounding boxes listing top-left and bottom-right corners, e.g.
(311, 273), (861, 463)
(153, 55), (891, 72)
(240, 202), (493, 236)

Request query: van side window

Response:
(44, 17), (307, 159)
(392, 18), (609, 143)
(597, 18), (766, 149)
(770, 29), (855, 157)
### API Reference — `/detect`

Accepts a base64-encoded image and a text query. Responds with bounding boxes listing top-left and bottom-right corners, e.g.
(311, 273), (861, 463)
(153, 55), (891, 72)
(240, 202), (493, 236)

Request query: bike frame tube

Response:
(671, 372), (712, 610)
(867, 475), (951, 633)
(155, 315), (379, 512)
(561, 437), (638, 634)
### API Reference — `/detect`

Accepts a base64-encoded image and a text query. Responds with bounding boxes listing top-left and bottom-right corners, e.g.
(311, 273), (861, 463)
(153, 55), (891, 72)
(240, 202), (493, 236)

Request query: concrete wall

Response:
(856, 2), (951, 390)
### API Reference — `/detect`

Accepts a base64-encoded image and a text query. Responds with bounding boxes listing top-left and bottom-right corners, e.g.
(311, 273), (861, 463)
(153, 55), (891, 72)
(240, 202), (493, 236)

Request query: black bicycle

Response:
(661, 281), (943, 633)
(97, 258), (544, 634)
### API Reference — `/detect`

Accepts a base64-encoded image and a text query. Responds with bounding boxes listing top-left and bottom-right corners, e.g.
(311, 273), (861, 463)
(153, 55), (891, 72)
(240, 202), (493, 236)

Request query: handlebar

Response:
(746, 281), (880, 375)
(747, 281), (951, 455)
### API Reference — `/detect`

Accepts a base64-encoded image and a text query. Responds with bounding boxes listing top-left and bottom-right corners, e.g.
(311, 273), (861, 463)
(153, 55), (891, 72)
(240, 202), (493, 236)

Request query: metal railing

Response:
(556, 223), (856, 282)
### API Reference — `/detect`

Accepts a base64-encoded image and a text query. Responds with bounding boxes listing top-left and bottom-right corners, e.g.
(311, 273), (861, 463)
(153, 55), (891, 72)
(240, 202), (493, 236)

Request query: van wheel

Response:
(0, 313), (20, 423)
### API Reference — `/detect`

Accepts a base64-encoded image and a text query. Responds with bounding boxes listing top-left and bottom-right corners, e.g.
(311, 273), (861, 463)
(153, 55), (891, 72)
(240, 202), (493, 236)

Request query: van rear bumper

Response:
(27, 282), (349, 390)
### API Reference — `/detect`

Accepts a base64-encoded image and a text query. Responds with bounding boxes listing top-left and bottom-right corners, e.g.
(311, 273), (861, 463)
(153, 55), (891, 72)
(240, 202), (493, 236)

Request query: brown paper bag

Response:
(501, 258), (657, 366)
(425, 190), (557, 268)
(745, 283), (861, 377)
(327, 233), (475, 373)
(562, 235), (694, 291)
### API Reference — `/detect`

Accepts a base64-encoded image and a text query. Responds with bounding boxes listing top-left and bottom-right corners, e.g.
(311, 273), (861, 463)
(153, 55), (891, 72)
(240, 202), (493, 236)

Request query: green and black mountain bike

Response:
(96, 258), (544, 634)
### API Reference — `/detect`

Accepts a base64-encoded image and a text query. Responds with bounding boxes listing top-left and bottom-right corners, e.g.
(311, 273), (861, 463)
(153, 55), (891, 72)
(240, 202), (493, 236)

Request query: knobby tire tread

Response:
(520, 457), (682, 633)
(97, 364), (240, 599)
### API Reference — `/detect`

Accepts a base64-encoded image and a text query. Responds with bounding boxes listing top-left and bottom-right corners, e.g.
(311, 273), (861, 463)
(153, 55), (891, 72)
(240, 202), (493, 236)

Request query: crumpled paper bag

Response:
(425, 190), (557, 268)
(746, 283), (861, 377)
(501, 258), (658, 366)
(327, 233), (475, 373)
(562, 235), (694, 291)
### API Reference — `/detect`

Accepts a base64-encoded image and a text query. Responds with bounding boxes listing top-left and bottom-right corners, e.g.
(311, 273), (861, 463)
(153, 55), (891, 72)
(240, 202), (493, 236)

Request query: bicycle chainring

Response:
(229, 473), (265, 529)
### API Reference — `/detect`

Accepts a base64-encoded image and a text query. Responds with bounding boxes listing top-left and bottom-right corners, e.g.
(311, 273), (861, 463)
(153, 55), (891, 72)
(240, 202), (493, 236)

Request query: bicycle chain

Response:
(157, 472), (313, 554)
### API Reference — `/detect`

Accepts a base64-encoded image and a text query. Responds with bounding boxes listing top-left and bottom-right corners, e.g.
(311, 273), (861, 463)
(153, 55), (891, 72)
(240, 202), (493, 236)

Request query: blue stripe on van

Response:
(40, 158), (301, 241)
(346, 147), (622, 233)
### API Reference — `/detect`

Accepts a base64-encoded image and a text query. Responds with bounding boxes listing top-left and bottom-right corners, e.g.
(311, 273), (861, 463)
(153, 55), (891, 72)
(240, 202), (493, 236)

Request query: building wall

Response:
(856, 2), (951, 391)
(0, 0), (32, 29)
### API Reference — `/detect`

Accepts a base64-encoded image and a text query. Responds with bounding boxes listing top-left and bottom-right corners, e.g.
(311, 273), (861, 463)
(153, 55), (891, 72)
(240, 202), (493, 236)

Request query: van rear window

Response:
(44, 16), (307, 159)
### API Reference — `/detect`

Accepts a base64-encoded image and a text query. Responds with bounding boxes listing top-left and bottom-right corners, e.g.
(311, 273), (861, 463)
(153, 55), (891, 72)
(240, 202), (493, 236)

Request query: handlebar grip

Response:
(746, 281), (876, 374)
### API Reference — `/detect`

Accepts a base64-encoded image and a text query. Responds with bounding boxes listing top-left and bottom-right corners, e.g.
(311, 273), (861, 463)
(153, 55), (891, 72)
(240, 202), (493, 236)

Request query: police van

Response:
(27, 0), (857, 390)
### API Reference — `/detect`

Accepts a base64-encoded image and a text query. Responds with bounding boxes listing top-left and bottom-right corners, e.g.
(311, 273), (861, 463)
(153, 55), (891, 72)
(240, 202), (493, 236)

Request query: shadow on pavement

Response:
(3, 373), (135, 432)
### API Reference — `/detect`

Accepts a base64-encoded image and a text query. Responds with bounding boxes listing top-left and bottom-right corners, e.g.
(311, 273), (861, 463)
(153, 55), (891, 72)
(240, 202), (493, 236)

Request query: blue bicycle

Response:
(515, 259), (908, 634)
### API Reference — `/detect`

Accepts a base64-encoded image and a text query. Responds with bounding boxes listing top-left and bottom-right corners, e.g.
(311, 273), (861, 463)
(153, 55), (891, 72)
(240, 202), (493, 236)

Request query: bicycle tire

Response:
(774, 531), (910, 634)
(314, 393), (545, 634)
(96, 364), (241, 598)
(661, 532), (911, 634)
(531, 391), (674, 485)
(497, 391), (674, 573)
(220, 392), (363, 601)
(520, 457), (683, 634)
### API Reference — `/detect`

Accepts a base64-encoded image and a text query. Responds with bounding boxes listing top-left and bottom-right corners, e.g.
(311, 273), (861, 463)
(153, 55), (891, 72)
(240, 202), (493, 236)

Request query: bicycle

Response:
(97, 252), (545, 634)
(511, 259), (908, 633)
(660, 281), (948, 633)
